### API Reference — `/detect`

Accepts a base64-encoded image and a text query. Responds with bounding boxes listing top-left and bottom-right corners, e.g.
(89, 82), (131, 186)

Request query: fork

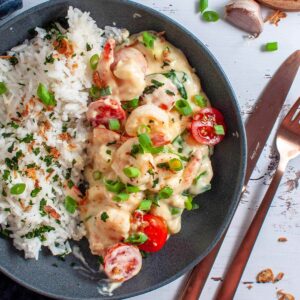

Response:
(215, 97), (300, 300)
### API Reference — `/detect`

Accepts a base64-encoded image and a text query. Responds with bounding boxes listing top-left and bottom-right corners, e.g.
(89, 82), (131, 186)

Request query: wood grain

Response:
(257, 0), (300, 11)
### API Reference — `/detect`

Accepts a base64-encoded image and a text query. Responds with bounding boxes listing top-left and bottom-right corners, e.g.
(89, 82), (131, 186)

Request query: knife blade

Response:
(179, 50), (300, 300)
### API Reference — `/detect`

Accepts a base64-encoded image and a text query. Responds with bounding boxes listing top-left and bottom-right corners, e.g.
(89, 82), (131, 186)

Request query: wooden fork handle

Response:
(215, 166), (285, 300)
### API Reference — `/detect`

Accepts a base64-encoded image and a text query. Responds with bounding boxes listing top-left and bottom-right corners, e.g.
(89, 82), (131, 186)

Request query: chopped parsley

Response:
(64, 195), (77, 214)
(100, 212), (109, 222)
(23, 225), (55, 240)
(39, 198), (47, 216)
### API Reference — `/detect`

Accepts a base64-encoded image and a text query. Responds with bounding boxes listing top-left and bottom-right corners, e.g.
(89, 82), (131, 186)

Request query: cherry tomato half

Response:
(138, 214), (168, 253)
(191, 107), (226, 145)
(86, 98), (126, 128)
(103, 243), (142, 282)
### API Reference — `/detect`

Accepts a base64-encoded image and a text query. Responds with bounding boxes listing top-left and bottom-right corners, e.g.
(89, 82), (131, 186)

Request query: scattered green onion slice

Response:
(137, 124), (151, 135)
(100, 212), (109, 222)
(265, 42), (278, 52)
(202, 11), (220, 22)
(113, 192), (129, 202)
(108, 119), (120, 131)
(138, 199), (152, 211)
(89, 85), (101, 98)
(142, 31), (156, 49)
(105, 180), (125, 193)
(37, 83), (56, 106)
(93, 170), (102, 180)
(199, 0), (208, 13)
(99, 86), (112, 96)
(129, 98), (139, 108)
(90, 54), (99, 70)
(0, 82), (8, 95)
(171, 207), (181, 215)
(64, 195), (77, 214)
(169, 158), (183, 171)
(214, 125), (225, 135)
(175, 100), (193, 116)
(185, 195), (193, 210)
(126, 184), (140, 193)
(124, 232), (148, 244)
(123, 167), (141, 178)
(10, 183), (26, 195)
(193, 94), (207, 107)
(159, 186), (173, 199)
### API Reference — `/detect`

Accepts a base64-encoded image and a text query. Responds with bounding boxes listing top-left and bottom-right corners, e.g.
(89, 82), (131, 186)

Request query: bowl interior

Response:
(0, 0), (246, 299)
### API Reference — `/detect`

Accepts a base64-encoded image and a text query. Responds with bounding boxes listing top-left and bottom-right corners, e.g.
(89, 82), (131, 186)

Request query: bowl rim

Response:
(0, 0), (247, 299)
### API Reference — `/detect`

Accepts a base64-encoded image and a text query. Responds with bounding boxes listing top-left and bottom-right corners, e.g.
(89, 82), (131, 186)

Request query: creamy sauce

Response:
(81, 31), (214, 277)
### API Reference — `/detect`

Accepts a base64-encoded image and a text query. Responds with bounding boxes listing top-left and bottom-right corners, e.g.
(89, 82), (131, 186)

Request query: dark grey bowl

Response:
(0, 0), (246, 299)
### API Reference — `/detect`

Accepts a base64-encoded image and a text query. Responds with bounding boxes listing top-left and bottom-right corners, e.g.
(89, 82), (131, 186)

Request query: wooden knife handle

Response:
(215, 167), (284, 300)
(257, 0), (300, 11)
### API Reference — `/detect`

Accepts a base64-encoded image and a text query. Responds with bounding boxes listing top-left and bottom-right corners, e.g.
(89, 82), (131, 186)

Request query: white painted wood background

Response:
(2, 1), (300, 299)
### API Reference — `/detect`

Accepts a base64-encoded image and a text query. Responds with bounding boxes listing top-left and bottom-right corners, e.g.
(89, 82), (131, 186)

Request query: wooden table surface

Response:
(1, 1), (300, 299)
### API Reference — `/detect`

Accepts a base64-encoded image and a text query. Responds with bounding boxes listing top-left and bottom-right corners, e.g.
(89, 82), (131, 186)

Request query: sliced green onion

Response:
(175, 100), (193, 116)
(93, 170), (102, 180)
(138, 133), (164, 154)
(265, 42), (278, 52)
(185, 195), (193, 210)
(142, 31), (156, 49)
(202, 11), (220, 22)
(159, 186), (173, 199)
(113, 192), (129, 202)
(126, 184), (140, 193)
(193, 94), (207, 107)
(169, 158), (183, 171)
(108, 119), (120, 131)
(122, 98), (139, 110)
(10, 183), (26, 195)
(90, 54), (99, 70)
(100, 212), (109, 222)
(170, 207), (181, 215)
(137, 124), (151, 135)
(89, 85), (101, 98)
(105, 180), (125, 193)
(193, 171), (207, 185)
(0, 82), (8, 95)
(138, 199), (152, 211)
(37, 83), (56, 106)
(199, 0), (208, 13)
(123, 167), (141, 178)
(64, 195), (77, 214)
(124, 232), (148, 244)
(214, 125), (225, 135)
(99, 86), (112, 96)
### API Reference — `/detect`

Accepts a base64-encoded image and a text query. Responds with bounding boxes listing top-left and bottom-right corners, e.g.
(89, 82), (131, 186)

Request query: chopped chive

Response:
(64, 196), (77, 214)
(113, 192), (129, 202)
(93, 170), (102, 180)
(104, 180), (125, 193)
(124, 232), (148, 244)
(89, 85), (101, 98)
(108, 119), (120, 131)
(126, 184), (140, 193)
(165, 89), (175, 96)
(100, 212), (109, 222)
(202, 11), (220, 22)
(265, 42), (278, 52)
(90, 54), (99, 70)
(142, 31), (156, 49)
(193, 94), (207, 107)
(10, 183), (26, 195)
(0, 82), (8, 95)
(175, 100), (193, 116)
(199, 0), (208, 13)
(214, 125), (225, 135)
(169, 158), (183, 171)
(137, 124), (151, 135)
(138, 199), (152, 211)
(123, 167), (141, 178)
(159, 186), (173, 199)
(37, 83), (56, 106)
(151, 79), (164, 88)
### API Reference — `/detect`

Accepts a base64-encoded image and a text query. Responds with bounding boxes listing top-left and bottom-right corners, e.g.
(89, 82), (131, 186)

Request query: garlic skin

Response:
(225, 0), (264, 35)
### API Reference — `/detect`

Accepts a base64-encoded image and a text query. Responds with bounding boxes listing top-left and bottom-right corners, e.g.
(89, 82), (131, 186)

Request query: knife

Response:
(179, 50), (300, 300)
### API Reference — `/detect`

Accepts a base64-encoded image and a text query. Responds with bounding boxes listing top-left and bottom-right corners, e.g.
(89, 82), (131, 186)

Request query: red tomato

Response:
(86, 98), (126, 128)
(191, 107), (226, 145)
(138, 214), (168, 252)
(103, 243), (142, 282)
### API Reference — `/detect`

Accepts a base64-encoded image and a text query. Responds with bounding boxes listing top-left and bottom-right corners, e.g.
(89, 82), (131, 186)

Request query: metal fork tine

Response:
(284, 97), (300, 123)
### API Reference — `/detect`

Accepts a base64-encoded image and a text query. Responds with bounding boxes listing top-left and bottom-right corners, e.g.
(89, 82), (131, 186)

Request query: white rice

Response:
(0, 7), (128, 259)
